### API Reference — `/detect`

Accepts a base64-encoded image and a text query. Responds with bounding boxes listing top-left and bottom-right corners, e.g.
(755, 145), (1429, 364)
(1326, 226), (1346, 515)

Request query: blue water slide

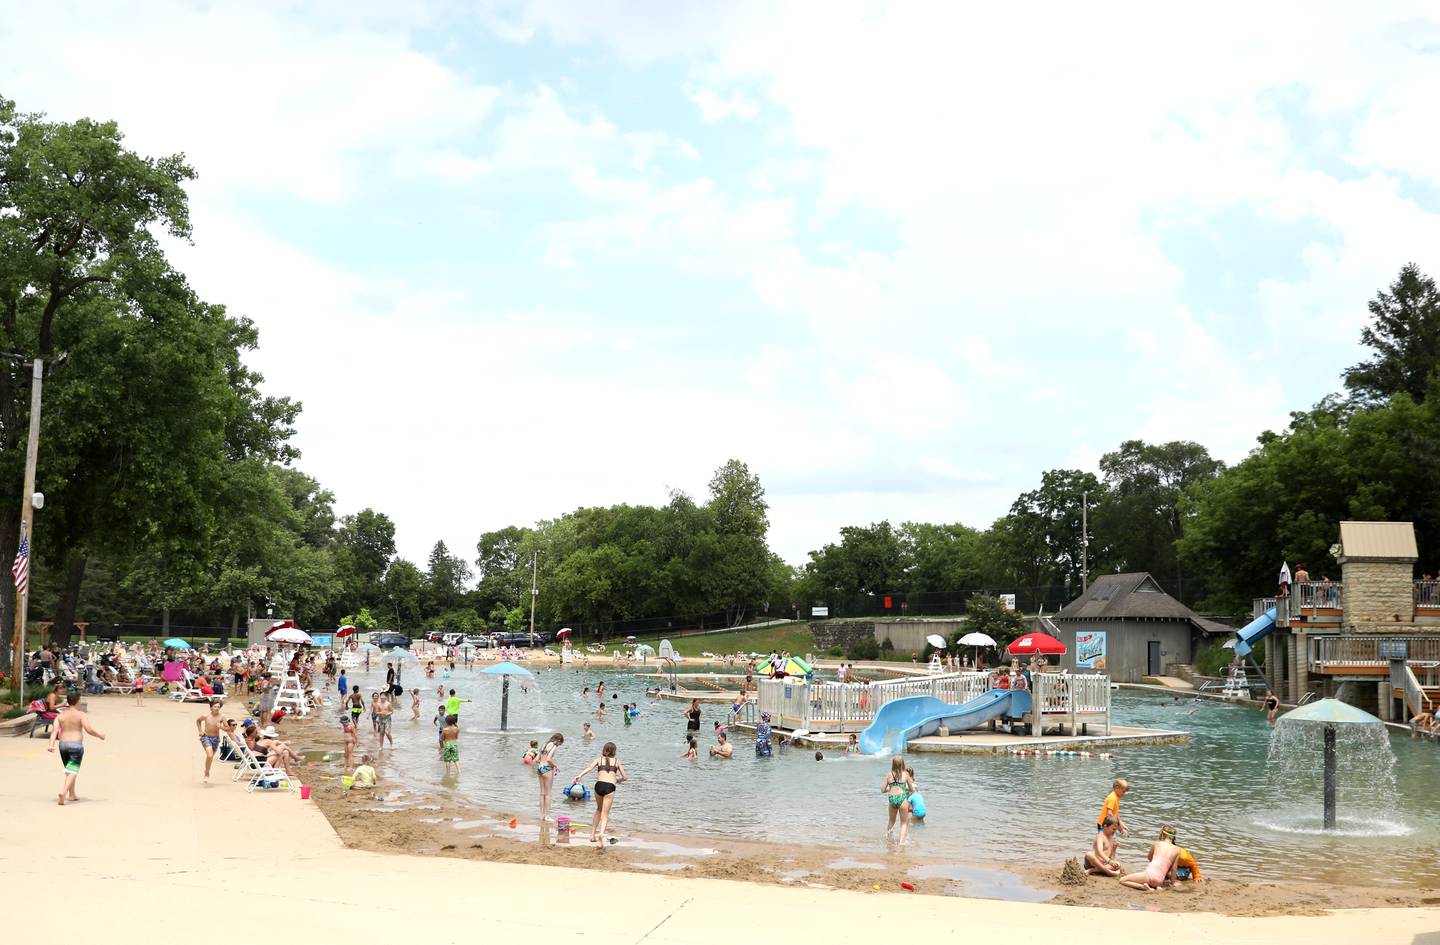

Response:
(858, 690), (1033, 755)
(1232, 606), (1276, 658)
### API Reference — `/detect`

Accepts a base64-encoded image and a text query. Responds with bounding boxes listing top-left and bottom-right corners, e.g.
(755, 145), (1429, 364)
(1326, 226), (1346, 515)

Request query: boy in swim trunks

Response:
(197, 699), (224, 781)
(1086, 816), (1122, 875)
(441, 715), (461, 774)
(375, 690), (394, 750)
(348, 689), (364, 727)
(48, 691), (105, 806)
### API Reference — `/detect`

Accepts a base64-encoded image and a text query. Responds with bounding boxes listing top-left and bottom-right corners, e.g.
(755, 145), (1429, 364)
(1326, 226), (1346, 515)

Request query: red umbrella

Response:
(1007, 632), (1066, 656)
(265, 620), (298, 639)
(335, 625), (357, 638)
(556, 628), (573, 639)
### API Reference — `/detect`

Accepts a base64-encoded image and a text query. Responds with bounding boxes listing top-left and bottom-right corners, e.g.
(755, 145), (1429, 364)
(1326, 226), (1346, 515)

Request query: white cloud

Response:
(688, 87), (759, 121)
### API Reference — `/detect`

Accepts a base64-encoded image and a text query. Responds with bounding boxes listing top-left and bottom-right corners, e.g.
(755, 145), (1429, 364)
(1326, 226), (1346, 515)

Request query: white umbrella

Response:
(358, 642), (381, 652)
(268, 627), (313, 645)
(926, 634), (947, 649)
(957, 631), (996, 668)
(1222, 638), (1238, 649)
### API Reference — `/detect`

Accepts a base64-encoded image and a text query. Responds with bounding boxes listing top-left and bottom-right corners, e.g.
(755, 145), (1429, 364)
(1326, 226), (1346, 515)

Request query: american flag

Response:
(12, 529), (28, 595)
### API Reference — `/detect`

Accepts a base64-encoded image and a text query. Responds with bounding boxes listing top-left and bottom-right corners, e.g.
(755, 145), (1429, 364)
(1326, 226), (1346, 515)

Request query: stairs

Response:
(1422, 687), (1440, 711)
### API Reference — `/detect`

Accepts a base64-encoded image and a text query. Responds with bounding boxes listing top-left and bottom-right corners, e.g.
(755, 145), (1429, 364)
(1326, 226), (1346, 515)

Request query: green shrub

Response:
(879, 638), (894, 655)
(827, 646), (844, 658)
(1193, 642), (1257, 677)
(845, 637), (880, 661)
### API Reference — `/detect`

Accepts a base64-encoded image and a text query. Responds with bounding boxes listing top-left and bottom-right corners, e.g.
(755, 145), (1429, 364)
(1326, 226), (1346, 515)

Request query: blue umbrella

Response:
(163, 638), (191, 649)
(482, 661), (533, 730)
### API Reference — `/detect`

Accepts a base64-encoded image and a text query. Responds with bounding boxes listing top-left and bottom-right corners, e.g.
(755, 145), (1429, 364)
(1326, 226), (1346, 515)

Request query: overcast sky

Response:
(5, 2), (1440, 567)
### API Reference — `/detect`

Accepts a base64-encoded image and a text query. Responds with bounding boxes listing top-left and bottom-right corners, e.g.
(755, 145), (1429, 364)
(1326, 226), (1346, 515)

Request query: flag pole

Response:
(12, 358), (44, 706)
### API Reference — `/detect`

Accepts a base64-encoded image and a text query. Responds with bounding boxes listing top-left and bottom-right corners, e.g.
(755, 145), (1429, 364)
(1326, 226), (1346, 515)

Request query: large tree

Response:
(1094, 440), (1223, 602)
(1344, 263), (1440, 406)
(0, 98), (298, 652)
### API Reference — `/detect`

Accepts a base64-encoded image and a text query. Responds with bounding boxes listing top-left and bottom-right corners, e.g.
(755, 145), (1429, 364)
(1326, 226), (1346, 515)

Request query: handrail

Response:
(1416, 580), (1440, 609)
(1313, 635), (1440, 666)
(1291, 581), (1342, 611)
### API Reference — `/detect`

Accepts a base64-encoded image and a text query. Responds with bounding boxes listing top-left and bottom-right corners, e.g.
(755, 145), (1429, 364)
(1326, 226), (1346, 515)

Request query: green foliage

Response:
(426, 608), (484, 633)
(844, 636), (880, 661)
(504, 606), (527, 634)
(1193, 643), (1236, 677)
(341, 608), (378, 631)
(960, 594), (1027, 650)
(1344, 263), (1440, 406)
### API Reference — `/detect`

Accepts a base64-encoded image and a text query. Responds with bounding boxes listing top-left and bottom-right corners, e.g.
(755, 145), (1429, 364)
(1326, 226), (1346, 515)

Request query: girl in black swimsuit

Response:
(573, 741), (628, 846)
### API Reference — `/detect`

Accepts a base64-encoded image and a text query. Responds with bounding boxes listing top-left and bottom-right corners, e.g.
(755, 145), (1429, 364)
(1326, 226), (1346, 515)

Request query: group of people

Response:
(1083, 778), (1203, 891)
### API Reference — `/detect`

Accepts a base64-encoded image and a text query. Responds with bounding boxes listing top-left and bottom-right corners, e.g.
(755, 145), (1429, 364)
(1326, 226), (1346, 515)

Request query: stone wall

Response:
(809, 621), (875, 651)
(1340, 560), (1414, 629)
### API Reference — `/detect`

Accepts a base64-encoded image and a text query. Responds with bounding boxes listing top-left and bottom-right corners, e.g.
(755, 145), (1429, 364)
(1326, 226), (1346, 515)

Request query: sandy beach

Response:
(3, 694), (1437, 944)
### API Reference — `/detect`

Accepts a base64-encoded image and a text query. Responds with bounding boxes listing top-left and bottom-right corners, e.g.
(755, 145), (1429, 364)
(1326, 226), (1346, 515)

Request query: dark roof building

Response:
(1049, 573), (1228, 681)
(1054, 573), (1229, 635)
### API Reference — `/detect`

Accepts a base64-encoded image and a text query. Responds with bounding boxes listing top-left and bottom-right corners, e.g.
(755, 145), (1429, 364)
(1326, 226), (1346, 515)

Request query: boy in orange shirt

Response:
(1097, 777), (1130, 834)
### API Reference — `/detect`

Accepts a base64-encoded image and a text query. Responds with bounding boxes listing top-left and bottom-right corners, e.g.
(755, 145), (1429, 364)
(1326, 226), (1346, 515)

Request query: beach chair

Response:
(229, 737), (295, 793)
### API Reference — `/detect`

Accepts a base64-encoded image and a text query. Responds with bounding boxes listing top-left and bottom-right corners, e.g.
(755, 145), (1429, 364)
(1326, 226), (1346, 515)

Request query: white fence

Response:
(758, 672), (1000, 732)
(1031, 672), (1111, 735)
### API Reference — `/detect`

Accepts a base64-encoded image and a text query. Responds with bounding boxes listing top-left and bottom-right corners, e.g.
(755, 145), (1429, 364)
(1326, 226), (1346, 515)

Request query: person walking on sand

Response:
(376, 689), (395, 750)
(535, 733), (564, 823)
(1119, 826), (1180, 891)
(882, 755), (916, 845)
(196, 699), (224, 781)
(573, 741), (628, 847)
(48, 691), (105, 806)
(441, 714), (461, 775)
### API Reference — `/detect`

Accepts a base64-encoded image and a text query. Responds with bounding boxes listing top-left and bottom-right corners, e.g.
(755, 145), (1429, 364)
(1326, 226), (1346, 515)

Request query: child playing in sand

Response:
(1086, 816), (1122, 875)
(441, 715), (461, 775)
(350, 754), (377, 790)
(882, 755), (916, 845)
(1173, 835), (1203, 883)
(1119, 825), (1180, 891)
(1097, 778), (1130, 834)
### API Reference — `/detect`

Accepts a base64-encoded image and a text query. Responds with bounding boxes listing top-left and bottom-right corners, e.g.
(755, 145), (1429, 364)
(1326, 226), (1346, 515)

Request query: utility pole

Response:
(528, 553), (538, 637)
(1081, 490), (1089, 594)
(12, 357), (44, 704)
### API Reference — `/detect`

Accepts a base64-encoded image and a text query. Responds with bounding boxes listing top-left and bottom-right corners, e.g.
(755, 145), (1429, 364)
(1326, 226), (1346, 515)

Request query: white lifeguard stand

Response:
(273, 673), (309, 717)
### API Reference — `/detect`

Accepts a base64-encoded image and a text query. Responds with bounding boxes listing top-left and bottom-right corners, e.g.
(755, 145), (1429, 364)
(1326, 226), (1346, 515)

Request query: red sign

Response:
(884, 596), (892, 609)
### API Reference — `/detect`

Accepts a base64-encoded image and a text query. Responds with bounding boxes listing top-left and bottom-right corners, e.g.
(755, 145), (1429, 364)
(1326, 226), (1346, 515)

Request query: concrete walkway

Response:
(2, 696), (1435, 944)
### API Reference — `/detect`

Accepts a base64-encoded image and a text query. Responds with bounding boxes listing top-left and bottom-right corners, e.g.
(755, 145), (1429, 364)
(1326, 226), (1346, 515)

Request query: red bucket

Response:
(300, 785), (311, 800)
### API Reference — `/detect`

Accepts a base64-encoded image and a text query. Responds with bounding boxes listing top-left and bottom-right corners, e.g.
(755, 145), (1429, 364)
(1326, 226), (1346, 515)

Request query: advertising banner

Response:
(1075, 630), (1106, 670)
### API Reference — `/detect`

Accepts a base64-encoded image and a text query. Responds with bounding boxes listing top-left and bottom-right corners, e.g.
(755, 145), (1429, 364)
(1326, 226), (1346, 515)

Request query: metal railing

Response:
(1312, 635), (1440, 666)
(1415, 580), (1440, 609)
(1291, 581), (1343, 611)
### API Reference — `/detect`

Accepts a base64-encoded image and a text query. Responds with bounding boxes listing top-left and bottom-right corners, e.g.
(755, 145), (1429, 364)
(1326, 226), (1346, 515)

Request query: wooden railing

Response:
(1312, 635), (1440, 666)
(1291, 581), (1342, 611)
(1252, 597), (1276, 618)
(1395, 663), (1432, 715)
(1031, 672), (1112, 735)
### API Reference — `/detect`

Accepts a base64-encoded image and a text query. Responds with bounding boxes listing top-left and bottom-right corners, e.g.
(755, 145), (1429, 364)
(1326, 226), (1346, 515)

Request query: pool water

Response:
(335, 663), (1440, 886)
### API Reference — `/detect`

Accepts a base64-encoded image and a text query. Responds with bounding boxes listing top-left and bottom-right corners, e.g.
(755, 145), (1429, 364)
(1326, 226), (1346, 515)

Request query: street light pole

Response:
(528, 553), (538, 637)
(12, 357), (45, 704)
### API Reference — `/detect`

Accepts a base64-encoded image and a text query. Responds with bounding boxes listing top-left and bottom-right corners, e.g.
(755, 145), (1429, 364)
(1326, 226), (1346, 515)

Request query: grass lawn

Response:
(629, 622), (818, 659)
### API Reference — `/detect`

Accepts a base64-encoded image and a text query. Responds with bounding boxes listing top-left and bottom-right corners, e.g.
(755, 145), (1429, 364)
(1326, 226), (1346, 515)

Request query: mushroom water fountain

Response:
(1268, 698), (1397, 832)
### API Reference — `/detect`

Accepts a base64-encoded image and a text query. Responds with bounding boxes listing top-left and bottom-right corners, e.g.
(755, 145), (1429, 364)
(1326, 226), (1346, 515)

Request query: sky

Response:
(4, 1), (1440, 568)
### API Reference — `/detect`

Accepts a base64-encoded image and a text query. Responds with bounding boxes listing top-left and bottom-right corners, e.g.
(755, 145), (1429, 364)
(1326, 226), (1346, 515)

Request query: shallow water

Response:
(334, 664), (1440, 886)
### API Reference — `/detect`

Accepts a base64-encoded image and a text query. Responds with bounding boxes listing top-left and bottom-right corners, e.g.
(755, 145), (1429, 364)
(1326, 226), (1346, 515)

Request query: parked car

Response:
(440, 631), (464, 647)
(424, 630), (444, 643)
(463, 634), (493, 648)
(370, 631), (411, 649)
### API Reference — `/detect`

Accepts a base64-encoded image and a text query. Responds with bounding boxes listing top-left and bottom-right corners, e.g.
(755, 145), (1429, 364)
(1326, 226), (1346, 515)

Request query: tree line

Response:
(7, 98), (1440, 655)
